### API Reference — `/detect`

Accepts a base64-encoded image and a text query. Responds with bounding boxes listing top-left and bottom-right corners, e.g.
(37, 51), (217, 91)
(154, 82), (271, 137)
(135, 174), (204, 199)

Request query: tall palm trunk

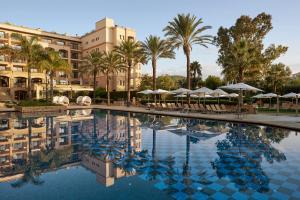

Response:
(184, 47), (191, 104)
(50, 71), (54, 101)
(106, 73), (111, 106)
(127, 64), (131, 106)
(93, 69), (97, 99)
(238, 66), (244, 82)
(45, 72), (48, 102)
(152, 58), (157, 102)
(27, 67), (32, 99)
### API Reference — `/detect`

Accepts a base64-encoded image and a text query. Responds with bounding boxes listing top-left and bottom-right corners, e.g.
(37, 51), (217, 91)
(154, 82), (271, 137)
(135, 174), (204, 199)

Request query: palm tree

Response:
(115, 40), (146, 106)
(80, 51), (103, 99)
(190, 61), (202, 89)
(39, 49), (71, 100)
(11, 33), (44, 99)
(141, 35), (175, 91)
(0, 45), (20, 62)
(101, 51), (126, 105)
(163, 14), (212, 102)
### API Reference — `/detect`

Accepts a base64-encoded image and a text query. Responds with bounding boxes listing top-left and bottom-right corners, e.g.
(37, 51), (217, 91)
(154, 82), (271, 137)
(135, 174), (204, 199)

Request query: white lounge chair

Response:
(76, 96), (83, 105)
(58, 96), (69, 106)
(81, 96), (92, 106)
(52, 96), (59, 104)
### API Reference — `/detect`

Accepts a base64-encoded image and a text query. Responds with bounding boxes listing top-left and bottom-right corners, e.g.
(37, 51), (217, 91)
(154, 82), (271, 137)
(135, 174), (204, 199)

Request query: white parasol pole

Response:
(296, 95), (298, 116)
(276, 95), (279, 115)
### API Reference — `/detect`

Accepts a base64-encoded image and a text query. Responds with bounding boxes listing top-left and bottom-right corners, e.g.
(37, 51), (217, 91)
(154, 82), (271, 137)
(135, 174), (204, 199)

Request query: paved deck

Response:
(1, 105), (299, 131)
(87, 105), (300, 131)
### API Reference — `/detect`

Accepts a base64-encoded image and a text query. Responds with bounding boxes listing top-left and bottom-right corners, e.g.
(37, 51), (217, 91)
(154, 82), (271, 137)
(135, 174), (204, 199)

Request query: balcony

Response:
(0, 32), (8, 40)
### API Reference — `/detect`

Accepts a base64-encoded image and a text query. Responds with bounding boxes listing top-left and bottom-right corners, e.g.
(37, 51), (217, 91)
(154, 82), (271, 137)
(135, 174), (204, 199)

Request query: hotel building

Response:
(0, 18), (141, 100)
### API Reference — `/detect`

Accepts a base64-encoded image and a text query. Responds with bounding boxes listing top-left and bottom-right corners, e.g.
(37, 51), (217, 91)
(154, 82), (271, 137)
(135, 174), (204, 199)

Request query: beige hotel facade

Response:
(0, 18), (141, 100)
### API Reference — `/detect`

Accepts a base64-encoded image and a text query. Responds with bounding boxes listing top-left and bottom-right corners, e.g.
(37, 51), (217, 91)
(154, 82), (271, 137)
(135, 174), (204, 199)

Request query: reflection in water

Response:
(0, 110), (295, 200)
(212, 124), (288, 193)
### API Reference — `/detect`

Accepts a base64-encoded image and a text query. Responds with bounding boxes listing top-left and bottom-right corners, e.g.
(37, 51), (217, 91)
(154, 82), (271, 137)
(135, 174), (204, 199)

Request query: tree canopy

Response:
(215, 12), (288, 85)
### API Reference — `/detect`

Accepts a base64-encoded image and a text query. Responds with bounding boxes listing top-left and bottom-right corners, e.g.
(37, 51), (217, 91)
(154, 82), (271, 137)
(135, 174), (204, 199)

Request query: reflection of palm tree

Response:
(212, 124), (288, 192)
(11, 157), (44, 188)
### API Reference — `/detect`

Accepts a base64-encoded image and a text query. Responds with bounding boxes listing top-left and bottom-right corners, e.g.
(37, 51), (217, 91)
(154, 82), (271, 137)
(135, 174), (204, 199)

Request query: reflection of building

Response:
(0, 118), (46, 168)
(0, 110), (93, 170)
(82, 154), (126, 187)
(0, 111), (143, 188)
(0, 18), (141, 100)
(81, 112), (142, 152)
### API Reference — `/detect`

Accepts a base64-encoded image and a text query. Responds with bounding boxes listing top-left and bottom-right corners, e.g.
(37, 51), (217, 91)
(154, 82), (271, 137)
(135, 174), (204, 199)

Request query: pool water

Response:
(0, 109), (299, 200)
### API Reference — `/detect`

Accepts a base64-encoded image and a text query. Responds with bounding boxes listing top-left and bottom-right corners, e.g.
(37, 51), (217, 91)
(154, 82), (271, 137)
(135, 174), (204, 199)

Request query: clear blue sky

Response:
(1, 0), (299, 78)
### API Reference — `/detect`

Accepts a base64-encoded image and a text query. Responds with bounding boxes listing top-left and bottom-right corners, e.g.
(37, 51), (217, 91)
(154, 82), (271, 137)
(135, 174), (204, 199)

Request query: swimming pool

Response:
(0, 109), (299, 200)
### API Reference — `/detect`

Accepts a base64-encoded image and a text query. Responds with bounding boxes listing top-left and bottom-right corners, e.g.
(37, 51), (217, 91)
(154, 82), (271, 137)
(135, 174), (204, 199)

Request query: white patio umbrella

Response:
(138, 89), (153, 103)
(152, 89), (170, 103)
(282, 93), (299, 115)
(220, 83), (262, 114)
(174, 94), (186, 104)
(211, 89), (228, 104)
(171, 88), (191, 94)
(227, 93), (239, 98)
(262, 93), (281, 111)
(190, 87), (213, 105)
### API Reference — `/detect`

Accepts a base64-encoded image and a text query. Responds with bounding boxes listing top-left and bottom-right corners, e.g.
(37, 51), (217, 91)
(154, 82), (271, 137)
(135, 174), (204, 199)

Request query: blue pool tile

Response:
(232, 192), (248, 200)
(292, 191), (300, 198)
(251, 192), (268, 200)
(192, 192), (208, 199)
(172, 192), (188, 200)
(271, 191), (289, 200)
(154, 182), (167, 190)
(172, 182), (186, 191)
(212, 192), (229, 200)
(208, 183), (223, 191)
(282, 182), (298, 191)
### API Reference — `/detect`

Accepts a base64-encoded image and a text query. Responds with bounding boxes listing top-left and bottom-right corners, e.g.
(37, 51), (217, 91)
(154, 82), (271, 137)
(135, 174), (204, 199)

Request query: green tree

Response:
(157, 75), (176, 90)
(39, 49), (71, 100)
(141, 35), (175, 91)
(11, 33), (44, 99)
(163, 13), (212, 94)
(265, 63), (291, 93)
(115, 40), (146, 106)
(101, 51), (126, 105)
(190, 61), (202, 89)
(80, 51), (103, 99)
(205, 75), (223, 89)
(139, 74), (153, 90)
(215, 13), (288, 83)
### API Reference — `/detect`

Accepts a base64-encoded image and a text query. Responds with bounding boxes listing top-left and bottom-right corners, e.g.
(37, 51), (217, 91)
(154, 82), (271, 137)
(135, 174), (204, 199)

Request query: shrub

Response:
(18, 100), (57, 107)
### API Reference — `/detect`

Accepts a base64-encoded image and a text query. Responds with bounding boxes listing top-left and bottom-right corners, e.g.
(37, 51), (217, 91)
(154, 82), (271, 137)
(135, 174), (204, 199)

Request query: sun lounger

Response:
(210, 104), (223, 114)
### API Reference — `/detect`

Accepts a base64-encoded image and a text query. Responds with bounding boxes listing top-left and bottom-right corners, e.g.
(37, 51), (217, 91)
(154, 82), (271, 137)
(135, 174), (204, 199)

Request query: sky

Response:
(1, 0), (299, 78)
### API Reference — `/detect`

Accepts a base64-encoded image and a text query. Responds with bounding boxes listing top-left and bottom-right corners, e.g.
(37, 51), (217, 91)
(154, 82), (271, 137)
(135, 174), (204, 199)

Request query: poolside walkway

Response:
(1, 105), (299, 131)
(69, 105), (300, 131)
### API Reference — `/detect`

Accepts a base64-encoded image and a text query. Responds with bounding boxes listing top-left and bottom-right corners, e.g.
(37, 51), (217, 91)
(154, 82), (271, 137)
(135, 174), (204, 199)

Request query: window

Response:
(13, 66), (23, 72)
(96, 37), (99, 41)
(128, 36), (134, 41)
(73, 71), (79, 78)
(71, 52), (78, 59)
(71, 43), (79, 50)
(0, 65), (7, 71)
(72, 62), (78, 69)
(0, 31), (5, 38)
(57, 41), (65, 46)
(42, 38), (52, 43)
